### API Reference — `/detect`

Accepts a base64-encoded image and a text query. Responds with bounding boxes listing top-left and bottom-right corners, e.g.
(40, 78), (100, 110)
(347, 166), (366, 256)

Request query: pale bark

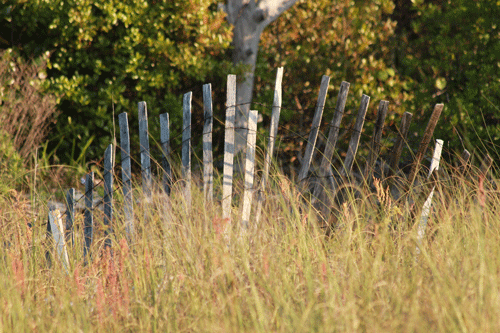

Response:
(225, 0), (298, 153)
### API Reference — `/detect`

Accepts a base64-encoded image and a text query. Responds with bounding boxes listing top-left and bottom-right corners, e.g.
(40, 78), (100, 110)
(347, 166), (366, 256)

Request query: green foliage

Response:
(396, 0), (500, 157)
(255, 0), (413, 163)
(0, 129), (25, 195)
(1, 0), (233, 164)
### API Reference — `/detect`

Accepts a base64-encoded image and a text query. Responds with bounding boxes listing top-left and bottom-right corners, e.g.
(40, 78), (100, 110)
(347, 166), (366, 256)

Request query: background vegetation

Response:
(1, 0), (499, 172)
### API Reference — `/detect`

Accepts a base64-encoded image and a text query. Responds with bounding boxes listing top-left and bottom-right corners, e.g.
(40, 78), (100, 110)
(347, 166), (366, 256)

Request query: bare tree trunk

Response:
(226, 0), (298, 153)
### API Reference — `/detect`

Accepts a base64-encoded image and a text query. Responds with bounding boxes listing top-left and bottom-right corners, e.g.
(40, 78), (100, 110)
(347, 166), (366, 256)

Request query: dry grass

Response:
(1, 161), (500, 332)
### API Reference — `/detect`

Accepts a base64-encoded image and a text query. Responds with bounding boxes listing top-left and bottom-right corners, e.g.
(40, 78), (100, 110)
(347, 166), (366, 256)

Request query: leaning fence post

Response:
(416, 139), (444, 256)
(311, 81), (350, 203)
(118, 112), (134, 240)
(222, 75), (236, 235)
(182, 92), (192, 212)
(364, 100), (388, 182)
(138, 101), (152, 200)
(255, 67), (284, 225)
(298, 75), (330, 186)
(407, 104), (443, 188)
(103, 144), (114, 249)
(241, 110), (258, 229)
(83, 172), (94, 262)
(388, 112), (413, 176)
(160, 113), (172, 196)
(203, 83), (214, 204)
(65, 188), (75, 247)
(341, 94), (370, 179)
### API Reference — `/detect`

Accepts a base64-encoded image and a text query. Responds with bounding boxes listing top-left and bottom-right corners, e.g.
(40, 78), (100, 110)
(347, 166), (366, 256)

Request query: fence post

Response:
(388, 111), (413, 176)
(364, 100), (388, 182)
(83, 171), (94, 263)
(103, 144), (114, 249)
(118, 112), (134, 241)
(340, 94), (370, 179)
(138, 101), (152, 200)
(222, 75), (236, 235)
(203, 83), (214, 204)
(182, 92), (192, 212)
(241, 110), (258, 229)
(407, 104), (443, 188)
(416, 139), (444, 256)
(255, 67), (284, 225)
(311, 81), (350, 203)
(298, 75), (330, 185)
(65, 188), (75, 247)
(160, 113), (172, 196)
(47, 208), (69, 271)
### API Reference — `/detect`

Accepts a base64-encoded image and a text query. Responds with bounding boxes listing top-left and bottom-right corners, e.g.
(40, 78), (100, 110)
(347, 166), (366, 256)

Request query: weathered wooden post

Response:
(160, 112), (172, 196)
(416, 139), (444, 256)
(65, 188), (75, 247)
(222, 75), (236, 236)
(203, 83), (214, 204)
(241, 110), (258, 229)
(298, 75), (330, 187)
(119, 112), (134, 240)
(182, 92), (192, 211)
(83, 172), (94, 262)
(255, 67), (284, 225)
(103, 144), (114, 249)
(47, 208), (69, 271)
(364, 100), (388, 182)
(138, 102), (152, 200)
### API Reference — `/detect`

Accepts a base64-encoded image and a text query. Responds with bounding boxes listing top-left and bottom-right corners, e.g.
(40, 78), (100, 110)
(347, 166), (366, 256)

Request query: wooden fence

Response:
(45, 67), (494, 266)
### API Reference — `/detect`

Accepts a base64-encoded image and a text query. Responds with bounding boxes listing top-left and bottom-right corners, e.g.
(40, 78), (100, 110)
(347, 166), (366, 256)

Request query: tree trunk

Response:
(226, 0), (298, 154)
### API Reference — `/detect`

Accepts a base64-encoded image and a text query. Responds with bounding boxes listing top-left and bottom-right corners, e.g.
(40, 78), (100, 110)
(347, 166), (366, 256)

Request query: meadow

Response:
(1, 157), (499, 332)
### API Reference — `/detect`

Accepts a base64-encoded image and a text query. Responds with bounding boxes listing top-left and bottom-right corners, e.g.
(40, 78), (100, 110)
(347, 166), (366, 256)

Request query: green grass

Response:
(1, 163), (499, 332)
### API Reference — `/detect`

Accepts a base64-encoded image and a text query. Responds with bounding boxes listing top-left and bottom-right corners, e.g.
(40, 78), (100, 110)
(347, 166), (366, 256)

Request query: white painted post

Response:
(241, 110), (258, 229)
(255, 67), (283, 225)
(416, 139), (444, 255)
(222, 75), (236, 235)
(48, 208), (69, 271)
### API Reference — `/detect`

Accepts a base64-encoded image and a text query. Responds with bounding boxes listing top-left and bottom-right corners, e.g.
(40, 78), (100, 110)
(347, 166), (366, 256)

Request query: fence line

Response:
(44, 71), (494, 268)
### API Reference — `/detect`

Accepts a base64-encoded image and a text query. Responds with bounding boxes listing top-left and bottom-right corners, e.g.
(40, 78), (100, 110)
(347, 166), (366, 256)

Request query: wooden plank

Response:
(138, 101), (152, 199)
(222, 75), (236, 231)
(118, 112), (134, 240)
(65, 188), (75, 247)
(203, 83), (214, 203)
(389, 112), (413, 175)
(160, 113), (172, 196)
(298, 75), (330, 184)
(241, 110), (258, 229)
(364, 100), (388, 181)
(182, 92), (192, 210)
(416, 139), (444, 255)
(47, 208), (69, 271)
(83, 172), (94, 262)
(255, 67), (284, 225)
(103, 144), (114, 250)
(341, 94), (370, 179)
(407, 104), (443, 187)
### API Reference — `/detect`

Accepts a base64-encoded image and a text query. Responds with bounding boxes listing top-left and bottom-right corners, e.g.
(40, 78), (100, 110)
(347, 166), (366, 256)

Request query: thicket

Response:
(1, 0), (499, 167)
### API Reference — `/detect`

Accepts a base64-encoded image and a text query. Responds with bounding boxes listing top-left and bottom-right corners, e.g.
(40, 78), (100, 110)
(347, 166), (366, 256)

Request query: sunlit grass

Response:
(1, 161), (500, 332)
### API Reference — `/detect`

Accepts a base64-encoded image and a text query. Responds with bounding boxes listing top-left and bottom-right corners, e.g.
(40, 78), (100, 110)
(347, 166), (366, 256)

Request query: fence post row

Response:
(46, 71), (495, 267)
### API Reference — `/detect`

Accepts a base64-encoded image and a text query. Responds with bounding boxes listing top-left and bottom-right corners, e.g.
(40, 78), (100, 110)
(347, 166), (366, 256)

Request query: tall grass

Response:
(1, 160), (499, 332)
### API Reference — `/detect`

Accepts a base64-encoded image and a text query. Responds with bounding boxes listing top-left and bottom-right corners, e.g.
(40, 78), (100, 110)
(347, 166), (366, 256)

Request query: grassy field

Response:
(1, 163), (500, 332)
